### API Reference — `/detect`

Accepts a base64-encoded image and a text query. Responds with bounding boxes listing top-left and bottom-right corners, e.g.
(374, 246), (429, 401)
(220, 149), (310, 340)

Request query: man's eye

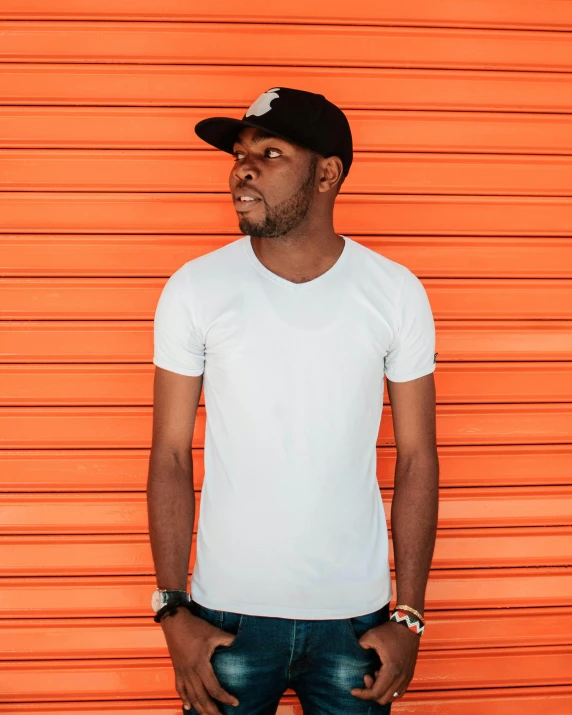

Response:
(232, 149), (281, 160)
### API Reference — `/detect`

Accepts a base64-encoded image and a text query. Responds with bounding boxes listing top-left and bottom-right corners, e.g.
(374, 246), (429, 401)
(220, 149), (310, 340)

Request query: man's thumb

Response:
(218, 632), (237, 648)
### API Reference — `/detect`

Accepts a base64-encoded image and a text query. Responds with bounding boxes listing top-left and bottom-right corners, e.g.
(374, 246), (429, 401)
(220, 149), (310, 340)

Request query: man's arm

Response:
(147, 366), (240, 715)
(147, 366), (202, 591)
(387, 371), (439, 617)
(350, 371), (438, 707)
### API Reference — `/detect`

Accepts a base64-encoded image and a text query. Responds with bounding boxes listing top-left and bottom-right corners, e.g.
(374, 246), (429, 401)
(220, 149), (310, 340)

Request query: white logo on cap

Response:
(245, 88), (281, 117)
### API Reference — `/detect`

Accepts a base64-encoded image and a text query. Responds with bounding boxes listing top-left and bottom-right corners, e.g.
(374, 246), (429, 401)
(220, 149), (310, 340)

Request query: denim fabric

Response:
(186, 599), (392, 715)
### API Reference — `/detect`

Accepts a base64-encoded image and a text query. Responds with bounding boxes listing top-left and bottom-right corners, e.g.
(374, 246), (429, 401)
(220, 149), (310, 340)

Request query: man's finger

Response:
(376, 676), (406, 706)
(200, 662), (240, 707)
(177, 679), (192, 711)
(350, 662), (394, 700)
(386, 675), (412, 701)
(183, 680), (199, 713)
(187, 675), (223, 715)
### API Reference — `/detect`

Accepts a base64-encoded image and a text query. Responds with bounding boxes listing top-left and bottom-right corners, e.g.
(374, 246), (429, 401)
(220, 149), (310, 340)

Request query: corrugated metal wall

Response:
(1, 2), (571, 713)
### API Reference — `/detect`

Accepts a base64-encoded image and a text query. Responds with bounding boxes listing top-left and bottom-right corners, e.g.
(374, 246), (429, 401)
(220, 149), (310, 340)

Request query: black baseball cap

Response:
(194, 86), (353, 176)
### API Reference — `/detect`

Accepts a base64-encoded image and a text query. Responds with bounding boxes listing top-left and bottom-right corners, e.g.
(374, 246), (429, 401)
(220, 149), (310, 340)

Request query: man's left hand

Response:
(349, 620), (421, 706)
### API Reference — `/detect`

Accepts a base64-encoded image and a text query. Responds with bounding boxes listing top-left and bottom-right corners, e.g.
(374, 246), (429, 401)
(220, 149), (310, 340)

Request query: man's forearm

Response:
(147, 448), (195, 592)
(390, 453), (439, 616)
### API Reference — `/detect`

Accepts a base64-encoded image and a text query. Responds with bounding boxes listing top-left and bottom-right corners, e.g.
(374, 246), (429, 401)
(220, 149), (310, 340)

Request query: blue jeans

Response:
(186, 599), (392, 715)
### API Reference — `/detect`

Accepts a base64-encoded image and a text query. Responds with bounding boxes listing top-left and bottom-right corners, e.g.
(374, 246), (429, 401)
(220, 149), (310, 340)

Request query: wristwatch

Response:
(151, 588), (190, 613)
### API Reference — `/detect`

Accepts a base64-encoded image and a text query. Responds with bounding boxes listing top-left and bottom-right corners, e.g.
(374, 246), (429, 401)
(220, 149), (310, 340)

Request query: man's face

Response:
(229, 126), (319, 238)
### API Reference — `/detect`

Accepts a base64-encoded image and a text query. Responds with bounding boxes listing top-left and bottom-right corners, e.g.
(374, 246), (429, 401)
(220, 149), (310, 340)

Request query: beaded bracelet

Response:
(390, 608), (425, 636)
(394, 604), (425, 624)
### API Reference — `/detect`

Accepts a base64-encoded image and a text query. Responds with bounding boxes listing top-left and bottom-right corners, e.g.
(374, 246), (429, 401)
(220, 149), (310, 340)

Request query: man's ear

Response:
(318, 156), (344, 194)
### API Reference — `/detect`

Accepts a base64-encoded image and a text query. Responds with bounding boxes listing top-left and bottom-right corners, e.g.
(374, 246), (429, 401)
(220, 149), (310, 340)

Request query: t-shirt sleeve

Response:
(152, 266), (205, 376)
(384, 267), (436, 383)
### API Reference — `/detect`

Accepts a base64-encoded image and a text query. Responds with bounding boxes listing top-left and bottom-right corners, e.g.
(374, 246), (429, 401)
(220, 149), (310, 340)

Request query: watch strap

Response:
(154, 598), (194, 624)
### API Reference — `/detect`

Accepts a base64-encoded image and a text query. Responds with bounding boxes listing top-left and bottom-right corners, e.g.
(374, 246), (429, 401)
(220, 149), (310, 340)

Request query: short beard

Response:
(238, 154), (318, 238)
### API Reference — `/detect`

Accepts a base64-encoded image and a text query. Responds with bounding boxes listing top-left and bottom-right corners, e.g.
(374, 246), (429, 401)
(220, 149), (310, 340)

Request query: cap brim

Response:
(194, 117), (268, 154)
(194, 116), (312, 155)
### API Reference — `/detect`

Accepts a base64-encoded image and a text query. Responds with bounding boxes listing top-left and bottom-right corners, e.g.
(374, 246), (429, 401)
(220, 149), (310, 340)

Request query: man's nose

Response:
(233, 156), (260, 181)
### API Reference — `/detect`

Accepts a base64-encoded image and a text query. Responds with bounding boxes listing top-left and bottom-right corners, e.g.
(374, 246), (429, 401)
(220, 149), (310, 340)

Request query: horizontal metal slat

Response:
(0, 528), (570, 575)
(1, 488), (570, 533)
(1, 688), (572, 715)
(1, 277), (571, 319)
(0, 321), (153, 362)
(2, 193), (572, 236)
(1, 568), (570, 617)
(2, 608), (571, 659)
(2, 0), (572, 31)
(3, 445), (572, 492)
(2, 235), (572, 278)
(1, 320), (569, 362)
(1, 362), (572, 405)
(1, 404), (572, 448)
(3, 22), (572, 72)
(0, 648), (570, 700)
(431, 363), (572, 402)
(1, 689), (572, 714)
(2, 487), (571, 533)
(3, 108), (572, 155)
(3, 65), (572, 112)
(382, 687), (572, 715)
(7, 150), (572, 196)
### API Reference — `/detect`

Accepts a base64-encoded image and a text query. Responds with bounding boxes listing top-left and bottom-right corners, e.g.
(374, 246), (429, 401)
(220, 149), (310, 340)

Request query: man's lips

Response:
(234, 197), (262, 212)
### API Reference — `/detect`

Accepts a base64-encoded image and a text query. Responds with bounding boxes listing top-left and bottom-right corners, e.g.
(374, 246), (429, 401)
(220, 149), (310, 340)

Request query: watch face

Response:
(151, 590), (163, 613)
(151, 589), (189, 612)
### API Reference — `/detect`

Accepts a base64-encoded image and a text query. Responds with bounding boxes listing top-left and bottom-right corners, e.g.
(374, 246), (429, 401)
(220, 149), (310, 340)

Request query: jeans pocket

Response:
(345, 603), (390, 650)
(219, 610), (246, 648)
(189, 600), (224, 629)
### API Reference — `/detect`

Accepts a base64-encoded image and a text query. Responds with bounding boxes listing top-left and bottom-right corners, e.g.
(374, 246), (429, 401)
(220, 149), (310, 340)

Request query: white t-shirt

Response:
(153, 234), (436, 619)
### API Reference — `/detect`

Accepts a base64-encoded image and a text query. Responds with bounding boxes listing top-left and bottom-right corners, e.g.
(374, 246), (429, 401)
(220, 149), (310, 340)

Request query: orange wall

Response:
(1, 2), (571, 713)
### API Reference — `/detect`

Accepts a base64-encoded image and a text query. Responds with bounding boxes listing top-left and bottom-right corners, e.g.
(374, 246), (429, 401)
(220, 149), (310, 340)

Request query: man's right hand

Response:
(161, 607), (240, 714)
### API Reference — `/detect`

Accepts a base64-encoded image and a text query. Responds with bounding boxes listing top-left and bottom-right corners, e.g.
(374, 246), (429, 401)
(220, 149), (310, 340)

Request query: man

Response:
(147, 87), (439, 715)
